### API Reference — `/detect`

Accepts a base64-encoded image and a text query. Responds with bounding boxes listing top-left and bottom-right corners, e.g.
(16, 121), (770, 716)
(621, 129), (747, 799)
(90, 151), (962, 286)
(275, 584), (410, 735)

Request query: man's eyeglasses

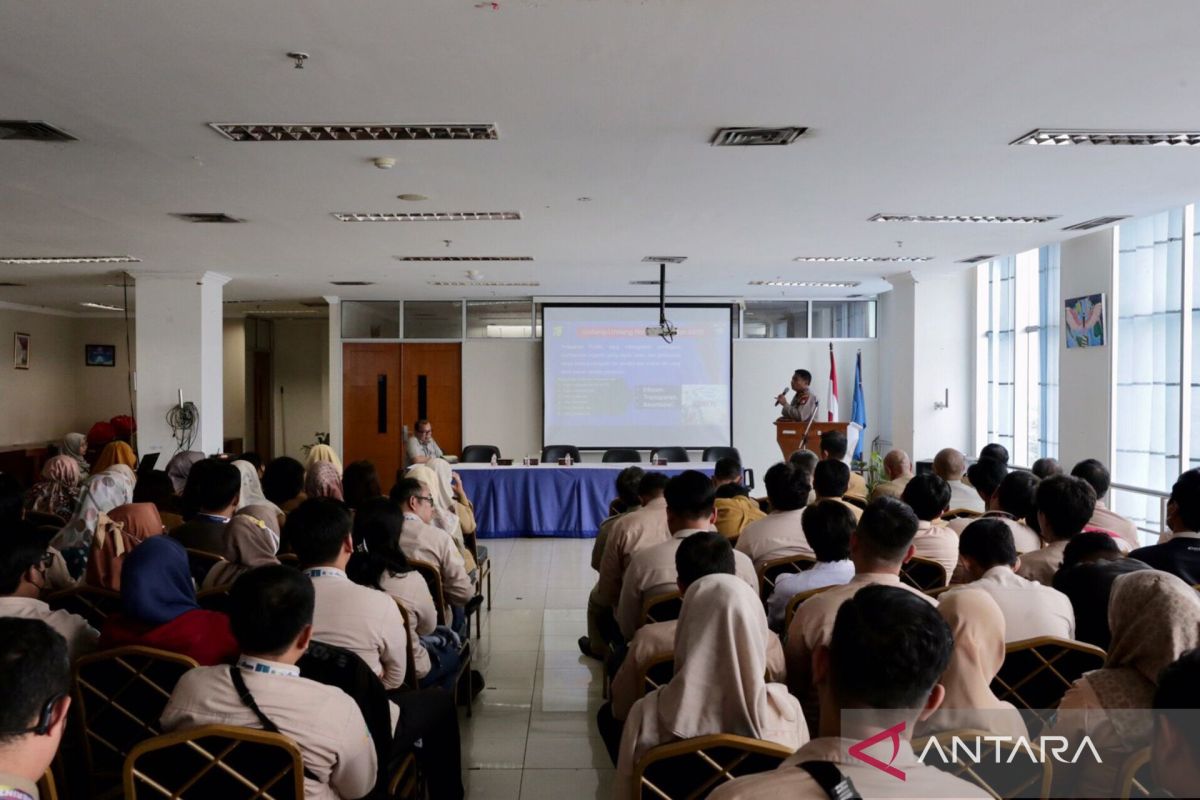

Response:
(417, 495), (434, 505)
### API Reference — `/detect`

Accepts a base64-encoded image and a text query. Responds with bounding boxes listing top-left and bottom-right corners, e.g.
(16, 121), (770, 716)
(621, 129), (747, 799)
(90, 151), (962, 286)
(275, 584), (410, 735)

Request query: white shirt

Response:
(946, 479), (985, 513)
(304, 567), (408, 689)
(946, 565), (1075, 642)
(0, 596), (98, 661)
(765, 560), (854, 629)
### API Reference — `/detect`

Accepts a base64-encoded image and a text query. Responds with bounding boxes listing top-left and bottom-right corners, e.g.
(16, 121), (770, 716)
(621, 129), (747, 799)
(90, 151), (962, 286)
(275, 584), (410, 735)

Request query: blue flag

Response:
(851, 351), (867, 460)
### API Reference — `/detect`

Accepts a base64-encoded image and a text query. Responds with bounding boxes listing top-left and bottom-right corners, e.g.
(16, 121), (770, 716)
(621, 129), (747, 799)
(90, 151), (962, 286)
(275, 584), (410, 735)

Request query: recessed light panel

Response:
(1062, 216), (1132, 231)
(793, 256), (933, 263)
(711, 127), (807, 146)
(641, 256), (688, 263)
(209, 123), (498, 142)
(0, 256), (141, 265)
(868, 213), (1057, 224)
(428, 281), (539, 287)
(170, 212), (245, 223)
(396, 256), (533, 262)
(79, 302), (124, 311)
(0, 121), (77, 142)
(330, 281), (376, 286)
(1012, 129), (1200, 146)
(748, 280), (861, 288)
(956, 255), (998, 264)
(333, 211), (520, 222)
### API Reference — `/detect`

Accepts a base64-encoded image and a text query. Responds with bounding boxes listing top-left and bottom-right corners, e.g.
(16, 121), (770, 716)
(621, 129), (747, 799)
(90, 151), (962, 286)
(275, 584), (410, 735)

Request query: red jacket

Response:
(99, 609), (239, 666)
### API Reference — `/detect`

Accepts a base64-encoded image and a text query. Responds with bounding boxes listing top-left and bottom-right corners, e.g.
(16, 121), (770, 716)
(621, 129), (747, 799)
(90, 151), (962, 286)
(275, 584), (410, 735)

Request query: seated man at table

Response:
(712, 457), (765, 539)
(406, 418), (444, 465)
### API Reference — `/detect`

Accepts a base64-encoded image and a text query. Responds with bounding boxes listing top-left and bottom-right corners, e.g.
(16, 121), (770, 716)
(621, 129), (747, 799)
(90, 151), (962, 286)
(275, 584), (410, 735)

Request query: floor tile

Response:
(463, 769), (523, 800)
(519, 768), (614, 800)
(523, 730), (612, 769)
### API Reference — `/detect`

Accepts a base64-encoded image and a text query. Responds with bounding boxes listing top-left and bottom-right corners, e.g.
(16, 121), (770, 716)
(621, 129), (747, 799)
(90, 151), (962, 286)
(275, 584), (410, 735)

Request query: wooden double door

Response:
(343, 343), (462, 486)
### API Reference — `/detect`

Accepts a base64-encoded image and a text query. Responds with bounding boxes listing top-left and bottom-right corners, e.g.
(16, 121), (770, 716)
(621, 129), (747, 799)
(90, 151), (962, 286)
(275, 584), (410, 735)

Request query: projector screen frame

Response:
(540, 301), (735, 451)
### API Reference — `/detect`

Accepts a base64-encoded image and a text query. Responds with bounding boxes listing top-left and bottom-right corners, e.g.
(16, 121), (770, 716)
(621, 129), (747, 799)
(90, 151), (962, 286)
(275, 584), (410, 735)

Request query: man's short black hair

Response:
(958, 518), (1018, 569)
(1154, 649), (1200, 758)
(764, 462), (810, 512)
(856, 497), (919, 562)
(262, 457), (306, 506)
(813, 460), (850, 498)
(228, 566), (315, 656)
(389, 477), (426, 508)
(0, 618), (69, 745)
(675, 532), (735, 587)
(637, 471), (670, 498)
(829, 584), (953, 709)
(615, 466), (645, 508)
(1169, 470), (1200, 532)
(901, 474), (951, 521)
(342, 460), (383, 510)
(0, 522), (48, 595)
(1061, 531), (1121, 569)
(965, 457), (1008, 501)
(414, 418), (431, 431)
(1031, 458), (1062, 479)
(712, 457), (742, 482)
(664, 471), (716, 519)
(182, 458), (241, 515)
(1036, 475), (1097, 541)
(0, 473), (24, 525)
(284, 498), (352, 567)
(788, 449), (819, 476)
(1071, 458), (1111, 498)
(995, 471), (1039, 521)
(820, 430), (848, 460)
(794, 369), (812, 383)
(980, 443), (1010, 464)
(803, 500), (855, 563)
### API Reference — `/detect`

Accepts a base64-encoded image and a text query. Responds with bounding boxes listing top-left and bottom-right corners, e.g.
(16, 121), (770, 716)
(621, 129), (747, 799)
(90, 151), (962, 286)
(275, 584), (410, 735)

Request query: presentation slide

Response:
(543, 304), (732, 449)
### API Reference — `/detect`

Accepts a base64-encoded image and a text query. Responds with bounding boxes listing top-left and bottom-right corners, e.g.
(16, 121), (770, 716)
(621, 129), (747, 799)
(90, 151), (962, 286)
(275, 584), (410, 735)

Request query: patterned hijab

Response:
(51, 466), (137, 575)
(165, 451), (206, 494)
(26, 455), (82, 518)
(305, 461), (344, 501)
(93, 441), (138, 473)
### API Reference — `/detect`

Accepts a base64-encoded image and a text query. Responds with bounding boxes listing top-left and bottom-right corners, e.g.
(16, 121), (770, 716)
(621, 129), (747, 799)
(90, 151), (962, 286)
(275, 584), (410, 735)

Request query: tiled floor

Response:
(459, 538), (614, 799)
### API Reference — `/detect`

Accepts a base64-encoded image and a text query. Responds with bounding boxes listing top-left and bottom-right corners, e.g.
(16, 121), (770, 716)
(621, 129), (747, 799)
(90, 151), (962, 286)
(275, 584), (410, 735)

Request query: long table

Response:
(455, 462), (715, 538)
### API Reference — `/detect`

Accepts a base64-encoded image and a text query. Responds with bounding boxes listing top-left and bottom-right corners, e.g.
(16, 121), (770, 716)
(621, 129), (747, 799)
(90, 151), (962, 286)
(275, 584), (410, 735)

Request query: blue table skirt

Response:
(457, 464), (712, 538)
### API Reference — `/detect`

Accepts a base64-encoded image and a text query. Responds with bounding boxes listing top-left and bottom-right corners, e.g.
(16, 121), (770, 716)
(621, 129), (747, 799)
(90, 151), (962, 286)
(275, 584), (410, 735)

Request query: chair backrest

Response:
(541, 444), (581, 463)
(26, 510), (67, 528)
(460, 445), (501, 464)
(195, 585), (232, 613)
(46, 585), (122, 630)
(633, 734), (793, 799)
(650, 447), (689, 463)
(408, 558), (447, 626)
(913, 728), (1052, 800)
(637, 653), (675, 701)
(701, 447), (740, 464)
(123, 724), (305, 799)
(841, 494), (868, 510)
(899, 556), (948, 591)
(756, 554), (817, 601)
(393, 600), (421, 690)
(784, 584), (836, 632)
(184, 548), (227, 585)
(1118, 746), (1155, 799)
(640, 591), (683, 627)
(991, 637), (1107, 731)
(602, 448), (642, 463)
(74, 646), (199, 795)
(943, 508), (982, 521)
(37, 769), (58, 800)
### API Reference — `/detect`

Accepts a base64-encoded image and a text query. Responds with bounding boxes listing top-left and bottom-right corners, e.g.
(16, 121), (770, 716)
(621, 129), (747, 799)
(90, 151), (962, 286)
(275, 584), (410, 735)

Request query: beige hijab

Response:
(407, 463), (464, 542)
(657, 573), (804, 742)
(202, 507), (281, 589)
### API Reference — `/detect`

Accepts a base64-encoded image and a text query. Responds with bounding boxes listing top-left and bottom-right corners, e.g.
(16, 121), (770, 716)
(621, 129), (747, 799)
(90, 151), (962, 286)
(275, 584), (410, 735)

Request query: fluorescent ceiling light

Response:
(711, 127), (807, 146)
(396, 256), (533, 262)
(0, 255), (140, 265)
(793, 256), (932, 263)
(333, 211), (520, 222)
(642, 256), (687, 263)
(1012, 129), (1200, 146)
(868, 213), (1057, 224)
(748, 280), (861, 288)
(428, 281), (539, 287)
(956, 255), (998, 264)
(209, 123), (498, 142)
(79, 302), (124, 311)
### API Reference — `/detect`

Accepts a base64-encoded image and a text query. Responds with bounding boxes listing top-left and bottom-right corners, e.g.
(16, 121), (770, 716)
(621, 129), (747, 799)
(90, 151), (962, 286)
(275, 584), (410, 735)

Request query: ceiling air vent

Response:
(870, 213), (1057, 224)
(209, 123), (498, 142)
(396, 256), (533, 262)
(1062, 215), (1131, 231)
(171, 212), (245, 223)
(748, 280), (861, 288)
(956, 254), (998, 264)
(0, 255), (140, 265)
(794, 256), (933, 263)
(1012, 129), (1200, 147)
(711, 127), (807, 146)
(428, 281), (539, 287)
(333, 211), (520, 222)
(642, 256), (687, 264)
(0, 121), (77, 142)
(329, 281), (375, 286)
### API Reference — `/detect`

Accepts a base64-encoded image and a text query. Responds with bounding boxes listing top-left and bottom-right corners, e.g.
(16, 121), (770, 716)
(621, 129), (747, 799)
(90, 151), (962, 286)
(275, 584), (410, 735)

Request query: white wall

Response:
(462, 340), (543, 460)
(222, 319), (246, 441)
(273, 318), (330, 460)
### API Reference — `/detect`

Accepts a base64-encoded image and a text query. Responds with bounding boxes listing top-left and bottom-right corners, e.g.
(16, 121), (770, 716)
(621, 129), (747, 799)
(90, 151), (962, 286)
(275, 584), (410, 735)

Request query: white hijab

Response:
(234, 460), (283, 517)
(407, 462), (463, 544)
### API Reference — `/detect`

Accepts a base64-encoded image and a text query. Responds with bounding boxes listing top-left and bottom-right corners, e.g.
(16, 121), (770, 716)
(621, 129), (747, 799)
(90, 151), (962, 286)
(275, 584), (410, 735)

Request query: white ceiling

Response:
(3, 0), (1200, 313)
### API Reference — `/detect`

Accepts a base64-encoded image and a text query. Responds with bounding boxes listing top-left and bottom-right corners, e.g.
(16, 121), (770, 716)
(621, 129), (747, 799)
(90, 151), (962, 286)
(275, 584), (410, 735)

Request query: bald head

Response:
(882, 450), (912, 480)
(933, 448), (966, 481)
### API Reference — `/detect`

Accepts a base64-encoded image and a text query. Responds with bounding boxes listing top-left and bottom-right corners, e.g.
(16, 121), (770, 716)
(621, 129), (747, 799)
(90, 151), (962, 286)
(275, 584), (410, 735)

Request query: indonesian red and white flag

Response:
(827, 343), (839, 422)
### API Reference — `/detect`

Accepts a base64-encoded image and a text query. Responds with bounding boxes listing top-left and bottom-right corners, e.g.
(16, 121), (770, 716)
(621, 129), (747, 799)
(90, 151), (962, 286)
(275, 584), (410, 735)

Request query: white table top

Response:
(454, 461), (717, 471)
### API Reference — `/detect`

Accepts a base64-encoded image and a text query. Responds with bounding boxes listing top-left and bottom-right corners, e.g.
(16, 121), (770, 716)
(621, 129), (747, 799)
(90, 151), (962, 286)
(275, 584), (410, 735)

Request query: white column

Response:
(134, 272), (230, 457)
(325, 296), (344, 458)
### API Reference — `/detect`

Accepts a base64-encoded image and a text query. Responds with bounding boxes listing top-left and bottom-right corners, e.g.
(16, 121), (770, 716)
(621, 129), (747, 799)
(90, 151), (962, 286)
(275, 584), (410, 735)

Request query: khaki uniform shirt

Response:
(616, 529), (758, 639)
(304, 568), (408, 690)
(399, 515), (475, 606)
(591, 511), (628, 572)
(707, 737), (989, 800)
(714, 495), (767, 539)
(0, 772), (39, 800)
(945, 566), (1075, 642)
(912, 520), (959, 579)
(1016, 539), (1069, 586)
(780, 392), (818, 422)
(869, 474), (912, 502)
(611, 619), (787, 720)
(735, 509), (812, 570)
(161, 658), (377, 800)
(596, 497), (670, 608)
(0, 596), (98, 661)
(845, 471), (869, 503)
(380, 570), (437, 679)
(1089, 501), (1141, 549)
(812, 496), (863, 523)
(946, 480), (986, 513)
(948, 511), (1041, 554)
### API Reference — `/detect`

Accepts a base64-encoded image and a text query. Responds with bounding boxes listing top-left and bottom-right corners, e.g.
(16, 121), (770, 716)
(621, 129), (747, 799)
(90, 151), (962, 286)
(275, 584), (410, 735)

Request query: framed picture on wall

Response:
(1065, 293), (1106, 349)
(85, 344), (116, 367)
(13, 332), (30, 369)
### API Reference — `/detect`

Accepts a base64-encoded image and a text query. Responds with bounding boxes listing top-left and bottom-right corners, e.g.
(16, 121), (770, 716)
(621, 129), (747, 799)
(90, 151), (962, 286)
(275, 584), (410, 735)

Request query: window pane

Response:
(1192, 217), (1200, 472)
(743, 301), (808, 339)
(341, 301), (399, 339)
(466, 300), (533, 338)
(985, 257), (1017, 455)
(1031, 245), (1060, 462)
(403, 301), (462, 339)
(810, 301), (876, 338)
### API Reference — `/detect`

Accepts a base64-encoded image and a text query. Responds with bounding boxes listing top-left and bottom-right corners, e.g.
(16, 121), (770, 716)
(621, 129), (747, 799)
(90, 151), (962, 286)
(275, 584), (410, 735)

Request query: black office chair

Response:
(701, 447), (741, 463)
(460, 445), (501, 464)
(541, 445), (581, 463)
(650, 447), (689, 463)
(602, 449), (642, 463)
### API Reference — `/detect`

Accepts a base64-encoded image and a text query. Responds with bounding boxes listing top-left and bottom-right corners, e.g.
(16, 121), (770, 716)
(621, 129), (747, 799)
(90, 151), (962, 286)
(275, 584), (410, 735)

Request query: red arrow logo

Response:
(848, 721), (907, 781)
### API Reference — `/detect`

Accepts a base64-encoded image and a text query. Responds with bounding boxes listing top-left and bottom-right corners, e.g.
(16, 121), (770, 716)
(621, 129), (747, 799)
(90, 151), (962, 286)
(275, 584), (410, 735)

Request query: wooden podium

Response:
(776, 419), (849, 459)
